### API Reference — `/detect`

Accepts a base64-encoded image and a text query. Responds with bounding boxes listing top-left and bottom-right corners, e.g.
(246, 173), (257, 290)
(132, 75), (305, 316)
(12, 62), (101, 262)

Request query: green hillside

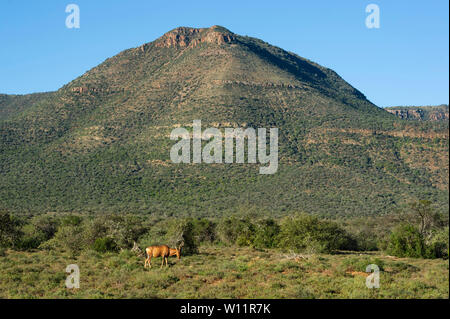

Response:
(0, 26), (448, 216)
(0, 92), (52, 121)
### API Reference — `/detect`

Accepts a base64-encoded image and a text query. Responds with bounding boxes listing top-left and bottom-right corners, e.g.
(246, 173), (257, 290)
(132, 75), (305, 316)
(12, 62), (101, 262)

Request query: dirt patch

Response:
(209, 278), (225, 286)
(347, 271), (369, 277)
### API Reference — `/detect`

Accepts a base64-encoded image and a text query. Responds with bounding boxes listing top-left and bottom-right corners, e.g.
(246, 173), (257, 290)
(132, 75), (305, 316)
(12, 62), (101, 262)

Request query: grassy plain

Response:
(0, 246), (447, 299)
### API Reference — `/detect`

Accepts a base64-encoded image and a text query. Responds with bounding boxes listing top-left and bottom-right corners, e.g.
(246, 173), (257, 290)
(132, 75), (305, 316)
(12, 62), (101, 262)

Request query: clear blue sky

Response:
(0, 0), (448, 107)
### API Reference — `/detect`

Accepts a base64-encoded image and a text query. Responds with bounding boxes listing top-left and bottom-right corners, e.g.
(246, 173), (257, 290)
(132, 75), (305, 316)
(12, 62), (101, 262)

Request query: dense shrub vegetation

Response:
(0, 29), (448, 218)
(1, 201), (447, 260)
(276, 214), (357, 253)
(385, 201), (449, 259)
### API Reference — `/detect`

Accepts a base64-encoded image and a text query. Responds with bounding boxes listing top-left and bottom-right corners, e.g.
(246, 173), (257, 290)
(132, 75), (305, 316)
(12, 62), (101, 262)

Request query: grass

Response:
(0, 246), (447, 299)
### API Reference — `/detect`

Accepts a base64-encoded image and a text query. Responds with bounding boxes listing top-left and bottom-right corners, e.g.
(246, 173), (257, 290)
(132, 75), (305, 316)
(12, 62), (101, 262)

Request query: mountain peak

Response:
(154, 25), (235, 48)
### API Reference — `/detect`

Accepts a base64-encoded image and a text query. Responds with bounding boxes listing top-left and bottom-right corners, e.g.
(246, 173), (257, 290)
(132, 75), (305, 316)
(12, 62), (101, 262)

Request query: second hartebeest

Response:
(144, 243), (183, 268)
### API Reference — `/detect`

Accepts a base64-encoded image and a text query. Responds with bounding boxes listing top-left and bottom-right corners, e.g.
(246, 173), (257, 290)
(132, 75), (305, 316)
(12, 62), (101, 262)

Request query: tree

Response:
(0, 211), (23, 248)
(404, 200), (444, 244)
(31, 215), (59, 241)
(41, 225), (85, 257)
(387, 224), (426, 258)
(276, 214), (354, 253)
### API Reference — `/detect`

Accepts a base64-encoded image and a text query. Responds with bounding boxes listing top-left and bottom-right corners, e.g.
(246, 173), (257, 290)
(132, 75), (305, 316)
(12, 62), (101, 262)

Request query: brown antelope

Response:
(144, 243), (183, 268)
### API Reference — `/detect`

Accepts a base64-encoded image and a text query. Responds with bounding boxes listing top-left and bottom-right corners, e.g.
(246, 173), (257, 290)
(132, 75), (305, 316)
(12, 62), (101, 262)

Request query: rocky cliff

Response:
(385, 105), (449, 121)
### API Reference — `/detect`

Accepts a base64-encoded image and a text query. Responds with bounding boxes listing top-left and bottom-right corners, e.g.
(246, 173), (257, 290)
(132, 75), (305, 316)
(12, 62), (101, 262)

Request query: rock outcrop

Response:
(70, 86), (124, 95)
(152, 26), (235, 49)
(385, 108), (425, 120)
(385, 105), (449, 121)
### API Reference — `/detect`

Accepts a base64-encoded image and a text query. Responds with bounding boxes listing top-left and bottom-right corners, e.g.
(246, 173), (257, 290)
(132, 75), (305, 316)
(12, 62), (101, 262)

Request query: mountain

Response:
(385, 105), (449, 121)
(0, 26), (448, 217)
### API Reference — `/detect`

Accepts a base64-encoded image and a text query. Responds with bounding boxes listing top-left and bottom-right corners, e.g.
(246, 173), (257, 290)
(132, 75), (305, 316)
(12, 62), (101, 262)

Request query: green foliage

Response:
(40, 225), (85, 257)
(276, 214), (356, 253)
(16, 235), (42, 250)
(98, 215), (145, 249)
(2, 208), (447, 262)
(139, 218), (198, 255)
(61, 215), (83, 227)
(31, 215), (59, 241)
(216, 217), (255, 246)
(190, 218), (216, 243)
(426, 227), (449, 259)
(174, 219), (198, 255)
(386, 201), (449, 259)
(16, 215), (60, 250)
(92, 237), (118, 253)
(0, 211), (23, 248)
(351, 232), (379, 251)
(0, 92), (51, 120)
(387, 224), (426, 258)
(252, 219), (280, 249)
(407, 200), (445, 241)
(0, 28), (447, 218)
(342, 256), (385, 272)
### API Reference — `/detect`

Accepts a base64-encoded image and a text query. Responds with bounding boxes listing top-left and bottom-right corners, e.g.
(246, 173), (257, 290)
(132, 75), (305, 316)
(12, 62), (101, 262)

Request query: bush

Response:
(84, 214), (146, 250)
(191, 218), (216, 244)
(236, 221), (256, 247)
(31, 215), (58, 241)
(387, 224), (426, 258)
(252, 219), (280, 249)
(17, 236), (42, 250)
(351, 231), (379, 251)
(0, 211), (23, 248)
(276, 214), (355, 253)
(169, 219), (198, 255)
(139, 218), (198, 255)
(216, 217), (255, 246)
(107, 214), (146, 249)
(16, 215), (59, 250)
(426, 227), (449, 259)
(61, 215), (83, 227)
(83, 217), (109, 247)
(40, 225), (85, 257)
(342, 256), (385, 272)
(92, 237), (118, 253)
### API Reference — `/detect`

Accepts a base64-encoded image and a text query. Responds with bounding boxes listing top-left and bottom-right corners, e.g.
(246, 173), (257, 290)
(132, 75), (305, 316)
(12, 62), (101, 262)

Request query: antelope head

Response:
(172, 242), (184, 259)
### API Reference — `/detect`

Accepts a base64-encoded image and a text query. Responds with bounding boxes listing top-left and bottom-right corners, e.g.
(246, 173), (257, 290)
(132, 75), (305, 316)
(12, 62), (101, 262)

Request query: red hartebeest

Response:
(144, 243), (183, 268)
